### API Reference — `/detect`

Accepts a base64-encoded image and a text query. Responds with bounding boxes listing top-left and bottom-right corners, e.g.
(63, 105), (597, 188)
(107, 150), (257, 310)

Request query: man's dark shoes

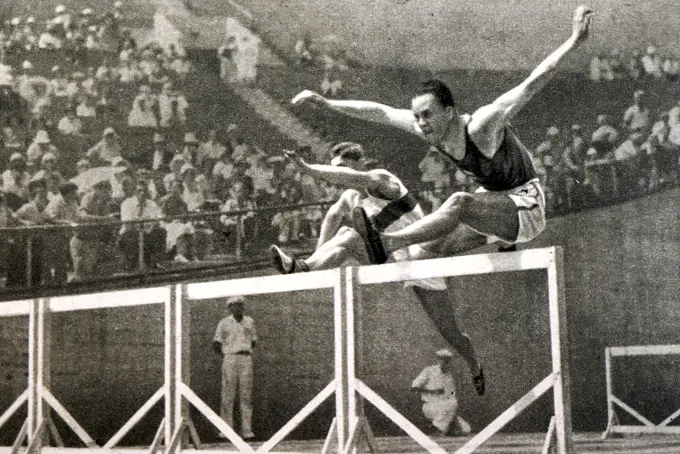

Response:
(351, 206), (388, 264)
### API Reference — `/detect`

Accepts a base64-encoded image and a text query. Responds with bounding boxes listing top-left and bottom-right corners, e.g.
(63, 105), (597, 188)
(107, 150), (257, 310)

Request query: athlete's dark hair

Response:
(414, 79), (456, 108)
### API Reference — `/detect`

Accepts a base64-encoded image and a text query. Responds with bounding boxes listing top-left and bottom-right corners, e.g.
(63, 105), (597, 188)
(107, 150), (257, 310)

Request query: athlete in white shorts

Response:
(269, 142), (485, 395)
(291, 6), (592, 263)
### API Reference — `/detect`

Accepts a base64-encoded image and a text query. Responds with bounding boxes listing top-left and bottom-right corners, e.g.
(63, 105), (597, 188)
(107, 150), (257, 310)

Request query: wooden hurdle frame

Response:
(602, 344), (680, 438)
(0, 246), (571, 454)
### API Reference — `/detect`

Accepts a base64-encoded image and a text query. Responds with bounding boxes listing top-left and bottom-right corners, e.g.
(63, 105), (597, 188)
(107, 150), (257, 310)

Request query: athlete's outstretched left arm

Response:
(283, 151), (401, 197)
(469, 6), (593, 153)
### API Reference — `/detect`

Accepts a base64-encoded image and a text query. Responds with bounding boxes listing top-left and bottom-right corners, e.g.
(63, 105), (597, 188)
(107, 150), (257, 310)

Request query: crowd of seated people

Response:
(0, 7), (340, 288)
(590, 45), (680, 81)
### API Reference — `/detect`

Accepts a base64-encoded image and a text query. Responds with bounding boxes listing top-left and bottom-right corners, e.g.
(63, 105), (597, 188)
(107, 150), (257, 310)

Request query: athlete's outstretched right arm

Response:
(291, 90), (417, 134)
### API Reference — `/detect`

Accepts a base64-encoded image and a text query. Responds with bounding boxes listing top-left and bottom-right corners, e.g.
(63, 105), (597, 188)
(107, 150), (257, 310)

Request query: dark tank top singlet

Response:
(436, 125), (537, 191)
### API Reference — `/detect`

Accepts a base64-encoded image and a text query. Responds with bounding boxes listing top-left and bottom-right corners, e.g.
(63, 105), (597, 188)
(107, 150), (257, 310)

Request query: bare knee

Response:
(337, 226), (355, 236)
(439, 192), (472, 213)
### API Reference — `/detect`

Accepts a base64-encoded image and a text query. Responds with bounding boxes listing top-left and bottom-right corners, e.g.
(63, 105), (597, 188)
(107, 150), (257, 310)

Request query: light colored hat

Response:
(88, 25), (97, 32)
(226, 296), (245, 306)
(571, 124), (581, 132)
(22, 60), (33, 70)
(41, 152), (57, 163)
(82, 8), (93, 15)
(435, 349), (454, 359)
(103, 127), (117, 137)
(76, 158), (90, 167)
(647, 46), (656, 54)
(184, 132), (197, 144)
(11, 18), (21, 26)
(35, 130), (51, 144)
(153, 132), (164, 143)
(114, 1), (123, 7)
(634, 89), (645, 98)
(180, 163), (196, 174)
(171, 154), (185, 164)
(55, 5), (66, 14)
(596, 114), (608, 125)
(9, 153), (25, 162)
(26, 17), (35, 24)
(52, 65), (61, 73)
(547, 126), (559, 136)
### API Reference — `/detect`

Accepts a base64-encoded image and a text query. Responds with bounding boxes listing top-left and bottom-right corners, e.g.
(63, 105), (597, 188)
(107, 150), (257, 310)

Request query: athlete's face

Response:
(411, 93), (453, 144)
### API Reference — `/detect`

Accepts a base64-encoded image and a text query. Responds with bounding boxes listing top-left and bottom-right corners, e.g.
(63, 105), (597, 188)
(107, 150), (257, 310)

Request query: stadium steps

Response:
(229, 83), (333, 159)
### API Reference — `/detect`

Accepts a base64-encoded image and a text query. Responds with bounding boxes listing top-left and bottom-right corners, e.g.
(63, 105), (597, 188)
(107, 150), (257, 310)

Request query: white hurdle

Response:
(602, 344), (680, 438)
(0, 245), (571, 454)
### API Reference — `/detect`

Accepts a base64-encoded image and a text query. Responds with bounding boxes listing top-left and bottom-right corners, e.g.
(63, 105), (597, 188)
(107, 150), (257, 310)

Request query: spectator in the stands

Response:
(221, 178), (256, 249)
(27, 130), (58, 166)
(43, 181), (80, 284)
(151, 132), (169, 171)
(164, 154), (186, 192)
(641, 46), (663, 78)
(66, 72), (83, 100)
(626, 50), (643, 80)
(71, 180), (118, 281)
(81, 67), (98, 97)
(87, 127), (123, 165)
(607, 49), (626, 79)
(119, 60), (143, 85)
(76, 95), (97, 121)
(180, 164), (206, 212)
(2, 127), (24, 164)
(118, 180), (167, 271)
(647, 113), (680, 186)
(181, 133), (199, 165)
(614, 128), (646, 198)
(159, 83), (188, 129)
(14, 177), (51, 286)
(197, 129), (226, 170)
(535, 126), (562, 188)
(557, 124), (587, 209)
(128, 94), (158, 129)
(38, 23), (62, 50)
(623, 90), (651, 133)
(161, 178), (197, 263)
(17, 61), (37, 104)
(35, 152), (64, 200)
(57, 108), (83, 136)
(212, 154), (235, 199)
(2, 153), (30, 210)
(50, 66), (70, 99)
(591, 114), (620, 157)
(662, 55), (680, 81)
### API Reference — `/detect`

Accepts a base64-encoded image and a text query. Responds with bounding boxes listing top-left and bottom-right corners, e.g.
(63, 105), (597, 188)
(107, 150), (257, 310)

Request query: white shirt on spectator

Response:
(128, 96), (158, 128)
(614, 140), (640, 161)
(213, 315), (257, 354)
(2, 170), (30, 199)
(76, 101), (97, 118)
(623, 105), (650, 131)
(642, 53), (663, 77)
(38, 32), (62, 49)
(213, 160), (234, 180)
(57, 116), (82, 135)
(120, 196), (163, 234)
(158, 94), (189, 127)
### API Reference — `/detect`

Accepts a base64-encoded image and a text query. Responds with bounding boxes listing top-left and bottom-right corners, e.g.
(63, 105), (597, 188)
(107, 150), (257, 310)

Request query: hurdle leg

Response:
(146, 418), (165, 454)
(541, 416), (556, 454)
(547, 248), (573, 454)
(321, 417), (338, 454)
(11, 420), (28, 454)
(47, 416), (64, 447)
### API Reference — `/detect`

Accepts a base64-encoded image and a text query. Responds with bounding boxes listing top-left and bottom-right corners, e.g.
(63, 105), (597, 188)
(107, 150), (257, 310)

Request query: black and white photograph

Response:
(1, 0), (679, 453)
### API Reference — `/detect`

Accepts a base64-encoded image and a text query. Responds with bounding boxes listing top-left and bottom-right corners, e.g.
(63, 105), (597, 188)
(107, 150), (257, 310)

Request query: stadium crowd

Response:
(0, 3), (679, 289)
(0, 4), (338, 288)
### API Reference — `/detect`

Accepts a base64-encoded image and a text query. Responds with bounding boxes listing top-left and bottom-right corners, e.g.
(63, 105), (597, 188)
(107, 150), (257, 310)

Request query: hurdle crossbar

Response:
(0, 246), (570, 454)
(603, 344), (680, 438)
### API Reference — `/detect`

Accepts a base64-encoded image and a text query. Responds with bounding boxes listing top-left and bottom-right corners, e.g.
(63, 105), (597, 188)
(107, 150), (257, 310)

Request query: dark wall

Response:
(3, 187), (680, 443)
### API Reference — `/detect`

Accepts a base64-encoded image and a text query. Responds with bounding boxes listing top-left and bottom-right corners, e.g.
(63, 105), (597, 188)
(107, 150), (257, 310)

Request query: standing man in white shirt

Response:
(213, 296), (257, 441)
(411, 349), (471, 436)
